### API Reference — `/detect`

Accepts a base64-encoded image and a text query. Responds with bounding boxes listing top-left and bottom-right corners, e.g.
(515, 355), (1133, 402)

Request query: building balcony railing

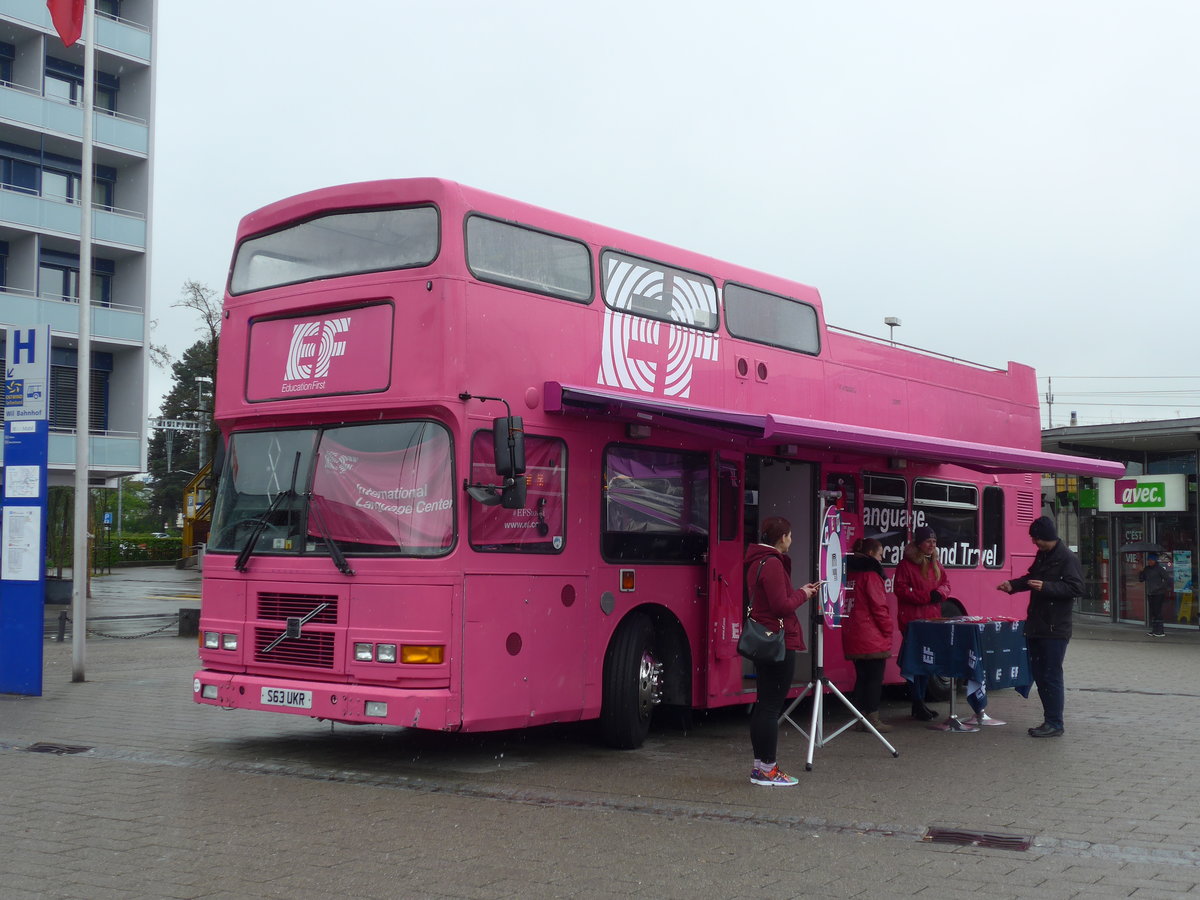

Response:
(0, 184), (146, 248)
(0, 285), (144, 343)
(0, 80), (149, 156)
(0, 429), (143, 475)
(1, 0), (151, 61)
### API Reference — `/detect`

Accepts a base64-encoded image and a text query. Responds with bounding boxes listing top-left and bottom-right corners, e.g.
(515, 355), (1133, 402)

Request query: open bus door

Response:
(707, 454), (746, 702)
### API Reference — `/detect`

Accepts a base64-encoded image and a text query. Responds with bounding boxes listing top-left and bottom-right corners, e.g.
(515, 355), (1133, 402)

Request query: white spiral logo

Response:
(284, 317), (351, 381)
(598, 257), (718, 398)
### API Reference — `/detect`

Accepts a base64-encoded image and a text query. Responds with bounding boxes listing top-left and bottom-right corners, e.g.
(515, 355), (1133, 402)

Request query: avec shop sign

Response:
(1097, 474), (1187, 512)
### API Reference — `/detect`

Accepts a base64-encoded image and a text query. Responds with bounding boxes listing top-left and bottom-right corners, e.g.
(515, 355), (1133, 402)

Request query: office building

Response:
(0, 0), (155, 487)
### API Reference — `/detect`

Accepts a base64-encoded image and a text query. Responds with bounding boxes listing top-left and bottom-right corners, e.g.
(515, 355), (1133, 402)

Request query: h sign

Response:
(4, 325), (49, 422)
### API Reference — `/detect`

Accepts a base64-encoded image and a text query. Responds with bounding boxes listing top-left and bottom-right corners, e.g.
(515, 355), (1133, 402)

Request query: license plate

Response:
(261, 687), (312, 709)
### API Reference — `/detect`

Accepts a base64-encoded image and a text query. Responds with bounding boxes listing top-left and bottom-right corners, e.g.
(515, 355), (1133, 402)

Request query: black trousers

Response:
(1148, 594), (1166, 635)
(851, 658), (886, 714)
(750, 650), (796, 763)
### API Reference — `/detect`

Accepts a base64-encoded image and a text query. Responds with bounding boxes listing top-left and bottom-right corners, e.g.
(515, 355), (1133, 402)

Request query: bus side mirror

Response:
(493, 416), (525, 478)
(500, 476), (527, 510)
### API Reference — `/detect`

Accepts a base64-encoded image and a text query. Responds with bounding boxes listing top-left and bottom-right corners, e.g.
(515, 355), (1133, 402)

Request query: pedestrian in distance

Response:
(997, 515), (1083, 738)
(843, 538), (895, 733)
(894, 525), (949, 721)
(1139, 552), (1170, 637)
(743, 517), (820, 786)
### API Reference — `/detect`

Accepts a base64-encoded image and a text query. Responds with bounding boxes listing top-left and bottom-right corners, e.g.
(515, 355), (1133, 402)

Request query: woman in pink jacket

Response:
(843, 538), (895, 733)
(893, 525), (951, 720)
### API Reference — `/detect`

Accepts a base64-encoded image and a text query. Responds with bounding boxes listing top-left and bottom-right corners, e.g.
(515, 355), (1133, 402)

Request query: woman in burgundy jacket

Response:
(893, 525), (951, 720)
(743, 516), (819, 786)
(843, 538), (895, 732)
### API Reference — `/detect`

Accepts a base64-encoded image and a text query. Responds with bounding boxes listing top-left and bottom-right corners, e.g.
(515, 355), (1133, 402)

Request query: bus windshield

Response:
(208, 420), (454, 558)
(228, 205), (440, 294)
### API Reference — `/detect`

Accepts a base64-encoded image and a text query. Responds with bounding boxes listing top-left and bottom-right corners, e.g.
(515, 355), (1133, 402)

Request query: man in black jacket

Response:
(1139, 553), (1171, 637)
(997, 516), (1082, 738)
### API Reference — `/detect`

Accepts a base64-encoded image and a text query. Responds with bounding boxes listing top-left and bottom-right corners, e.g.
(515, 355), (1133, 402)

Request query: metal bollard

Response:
(57, 610), (68, 642)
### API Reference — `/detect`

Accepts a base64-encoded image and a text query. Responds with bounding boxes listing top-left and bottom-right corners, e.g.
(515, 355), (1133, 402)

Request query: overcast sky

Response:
(149, 2), (1200, 426)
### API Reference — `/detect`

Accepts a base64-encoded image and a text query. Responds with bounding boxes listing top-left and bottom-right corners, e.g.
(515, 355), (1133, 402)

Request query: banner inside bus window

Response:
(819, 505), (846, 627)
(310, 429), (453, 549)
(469, 433), (565, 552)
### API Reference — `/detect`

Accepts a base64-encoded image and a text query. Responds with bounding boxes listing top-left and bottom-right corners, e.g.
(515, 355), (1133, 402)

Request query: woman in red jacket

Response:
(743, 517), (819, 786)
(843, 538), (895, 733)
(894, 525), (951, 720)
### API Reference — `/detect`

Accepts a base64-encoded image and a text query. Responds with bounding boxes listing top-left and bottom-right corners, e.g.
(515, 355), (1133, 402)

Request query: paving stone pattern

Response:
(3, 568), (1199, 898)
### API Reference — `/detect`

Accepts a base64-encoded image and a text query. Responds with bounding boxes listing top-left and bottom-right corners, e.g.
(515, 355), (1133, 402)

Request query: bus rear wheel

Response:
(599, 612), (663, 750)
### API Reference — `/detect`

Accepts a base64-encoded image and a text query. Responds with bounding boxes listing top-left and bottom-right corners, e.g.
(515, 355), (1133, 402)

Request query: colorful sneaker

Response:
(750, 764), (799, 786)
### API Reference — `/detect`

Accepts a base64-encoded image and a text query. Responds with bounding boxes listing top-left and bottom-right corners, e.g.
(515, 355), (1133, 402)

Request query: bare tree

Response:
(175, 280), (222, 352)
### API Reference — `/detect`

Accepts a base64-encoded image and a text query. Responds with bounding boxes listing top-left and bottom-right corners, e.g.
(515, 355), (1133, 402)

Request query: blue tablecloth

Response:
(900, 618), (1031, 708)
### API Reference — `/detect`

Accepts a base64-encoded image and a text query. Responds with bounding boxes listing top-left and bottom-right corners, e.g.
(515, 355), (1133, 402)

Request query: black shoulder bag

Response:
(737, 558), (786, 664)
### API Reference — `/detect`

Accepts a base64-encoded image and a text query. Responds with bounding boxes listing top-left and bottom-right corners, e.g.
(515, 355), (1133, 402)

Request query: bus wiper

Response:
(234, 452), (301, 572)
(306, 493), (355, 576)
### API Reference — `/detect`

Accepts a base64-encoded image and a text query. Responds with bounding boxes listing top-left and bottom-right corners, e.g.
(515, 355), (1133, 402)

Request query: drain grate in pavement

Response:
(924, 827), (1032, 851)
(23, 742), (93, 755)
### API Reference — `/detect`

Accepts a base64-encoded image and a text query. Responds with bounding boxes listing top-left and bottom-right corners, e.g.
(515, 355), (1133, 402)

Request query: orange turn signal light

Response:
(620, 569), (636, 592)
(400, 644), (445, 664)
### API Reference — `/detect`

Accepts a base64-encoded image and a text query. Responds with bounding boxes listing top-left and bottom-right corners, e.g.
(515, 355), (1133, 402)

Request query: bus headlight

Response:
(222, 633), (238, 651)
(365, 701), (388, 717)
(203, 632), (220, 649)
(354, 642), (374, 662)
(375, 643), (397, 664)
(201, 684), (219, 700)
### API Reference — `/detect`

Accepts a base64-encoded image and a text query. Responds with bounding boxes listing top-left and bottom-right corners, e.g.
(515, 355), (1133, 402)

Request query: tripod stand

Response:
(779, 610), (899, 770)
(778, 493), (897, 770)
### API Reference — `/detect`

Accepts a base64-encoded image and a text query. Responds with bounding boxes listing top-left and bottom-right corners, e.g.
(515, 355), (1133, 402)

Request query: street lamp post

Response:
(195, 376), (213, 472)
(884, 316), (901, 344)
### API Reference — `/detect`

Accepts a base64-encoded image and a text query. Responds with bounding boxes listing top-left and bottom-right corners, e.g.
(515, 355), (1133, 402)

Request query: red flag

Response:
(46, 0), (85, 47)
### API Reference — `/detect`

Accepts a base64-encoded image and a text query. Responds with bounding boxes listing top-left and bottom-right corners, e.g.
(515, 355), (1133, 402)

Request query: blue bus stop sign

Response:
(1, 325), (50, 695)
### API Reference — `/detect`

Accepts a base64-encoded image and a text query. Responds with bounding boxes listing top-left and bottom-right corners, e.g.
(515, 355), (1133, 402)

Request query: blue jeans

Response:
(1026, 636), (1069, 730)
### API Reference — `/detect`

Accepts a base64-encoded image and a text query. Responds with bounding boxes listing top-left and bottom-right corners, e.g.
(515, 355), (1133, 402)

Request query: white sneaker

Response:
(962, 712), (1006, 727)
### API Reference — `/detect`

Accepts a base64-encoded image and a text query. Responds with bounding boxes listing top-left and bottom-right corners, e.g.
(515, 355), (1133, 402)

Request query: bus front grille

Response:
(253, 627), (336, 668)
(257, 592), (339, 624)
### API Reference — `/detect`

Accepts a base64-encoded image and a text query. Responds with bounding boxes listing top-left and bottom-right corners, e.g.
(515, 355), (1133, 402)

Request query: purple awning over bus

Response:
(544, 382), (1125, 479)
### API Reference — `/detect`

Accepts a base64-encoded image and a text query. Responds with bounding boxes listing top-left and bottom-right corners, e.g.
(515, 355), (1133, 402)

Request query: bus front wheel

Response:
(599, 612), (663, 750)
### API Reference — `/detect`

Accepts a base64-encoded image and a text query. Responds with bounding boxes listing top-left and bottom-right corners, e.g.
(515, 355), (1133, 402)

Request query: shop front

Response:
(1044, 421), (1199, 631)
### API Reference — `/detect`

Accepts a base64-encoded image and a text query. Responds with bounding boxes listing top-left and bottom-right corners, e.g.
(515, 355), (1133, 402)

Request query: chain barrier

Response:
(53, 613), (181, 641)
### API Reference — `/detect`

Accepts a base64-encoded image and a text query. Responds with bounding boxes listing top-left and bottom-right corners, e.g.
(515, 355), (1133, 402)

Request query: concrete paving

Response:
(3, 565), (1200, 899)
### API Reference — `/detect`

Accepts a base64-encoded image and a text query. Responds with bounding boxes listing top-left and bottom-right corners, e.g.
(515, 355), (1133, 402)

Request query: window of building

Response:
(1, 151), (38, 195)
(39, 250), (114, 305)
(914, 479), (980, 568)
(45, 57), (118, 111)
(40, 165), (115, 208)
(602, 445), (709, 563)
(724, 282), (820, 354)
(600, 251), (718, 331)
(49, 348), (112, 431)
(862, 473), (907, 566)
(466, 215), (592, 302)
(468, 431), (566, 553)
(1147, 452), (1197, 476)
(0, 42), (13, 85)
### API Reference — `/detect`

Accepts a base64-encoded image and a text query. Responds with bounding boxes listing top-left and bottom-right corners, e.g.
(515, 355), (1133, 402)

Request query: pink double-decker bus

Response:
(192, 178), (1121, 748)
